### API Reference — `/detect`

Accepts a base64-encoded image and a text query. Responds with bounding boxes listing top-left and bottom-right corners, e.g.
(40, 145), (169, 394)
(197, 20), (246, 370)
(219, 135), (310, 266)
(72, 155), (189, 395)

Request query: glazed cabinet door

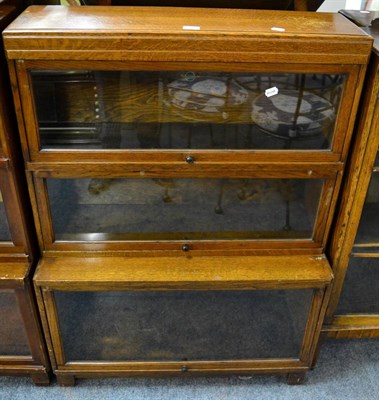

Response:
(15, 62), (361, 163)
(52, 289), (313, 362)
(0, 184), (12, 243)
(0, 289), (31, 357)
(323, 50), (379, 339)
(0, 168), (31, 252)
(336, 152), (379, 316)
(38, 282), (328, 374)
(31, 169), (339, 252)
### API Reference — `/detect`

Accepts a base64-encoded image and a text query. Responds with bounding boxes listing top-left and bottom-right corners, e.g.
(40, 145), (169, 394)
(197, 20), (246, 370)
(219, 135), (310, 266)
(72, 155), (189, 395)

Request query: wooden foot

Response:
(287, 372), (306, 385)
(56, 374), (76, 387)
(31, 371), (51, 386)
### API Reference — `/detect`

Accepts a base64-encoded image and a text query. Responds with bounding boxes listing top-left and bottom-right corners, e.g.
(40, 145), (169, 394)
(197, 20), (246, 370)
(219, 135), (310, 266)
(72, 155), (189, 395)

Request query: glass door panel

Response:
(54, 289), (313, 362)
(0, 188), (11, 241)
(0, 290), (31, 356)
(354, 168), (379, 249)
(30, 70), (345, 151)
(46, 177), (324, 241)
(336, 256), (379, 314)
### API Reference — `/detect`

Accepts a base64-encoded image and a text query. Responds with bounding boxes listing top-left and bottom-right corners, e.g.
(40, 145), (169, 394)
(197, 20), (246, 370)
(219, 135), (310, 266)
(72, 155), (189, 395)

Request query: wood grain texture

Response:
(28, 163), (343, 178)
(323, 315), (379, 338)
(3, 7), (372, 64)
(53, 360), (308, 385)
(42, 290), (65, 366)
(0, 262), (28, 288)
(4, 6), (368, 37)
(33, 255), (332, 290)
(299, 289), (322, 363)
(34, 285), (58, 370)
(326, 329), (379, 339)
(329, 314), (379, 326)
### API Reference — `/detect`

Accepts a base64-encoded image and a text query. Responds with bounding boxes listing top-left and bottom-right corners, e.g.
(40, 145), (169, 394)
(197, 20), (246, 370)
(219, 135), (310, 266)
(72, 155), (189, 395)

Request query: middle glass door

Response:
(45, 177), (324, 242)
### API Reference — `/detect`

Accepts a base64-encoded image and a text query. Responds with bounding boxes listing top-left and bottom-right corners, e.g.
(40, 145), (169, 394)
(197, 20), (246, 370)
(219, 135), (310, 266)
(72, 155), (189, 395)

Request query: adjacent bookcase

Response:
(0, 2), (50, 385)
(324, 12), (379, 339)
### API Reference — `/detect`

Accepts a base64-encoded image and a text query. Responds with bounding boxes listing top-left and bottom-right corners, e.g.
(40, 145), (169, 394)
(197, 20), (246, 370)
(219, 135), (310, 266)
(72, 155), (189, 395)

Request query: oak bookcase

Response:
(3, 5), (372, 385)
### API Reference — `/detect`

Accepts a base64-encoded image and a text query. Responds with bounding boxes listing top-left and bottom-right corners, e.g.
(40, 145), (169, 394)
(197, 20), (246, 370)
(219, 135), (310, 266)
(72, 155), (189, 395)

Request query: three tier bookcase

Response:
(3, 5), (372, 385)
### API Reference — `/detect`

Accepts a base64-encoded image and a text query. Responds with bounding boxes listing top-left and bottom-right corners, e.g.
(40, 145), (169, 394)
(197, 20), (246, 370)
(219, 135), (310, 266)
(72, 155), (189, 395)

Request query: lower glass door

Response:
(0, 289), (31, 356)
(336, 256), (379, 314)
(53, 289), (313, 362)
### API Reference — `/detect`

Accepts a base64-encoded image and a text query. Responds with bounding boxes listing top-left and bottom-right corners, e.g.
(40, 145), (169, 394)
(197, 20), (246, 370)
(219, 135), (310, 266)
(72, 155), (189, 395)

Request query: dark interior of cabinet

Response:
(54, 289), (313, 362)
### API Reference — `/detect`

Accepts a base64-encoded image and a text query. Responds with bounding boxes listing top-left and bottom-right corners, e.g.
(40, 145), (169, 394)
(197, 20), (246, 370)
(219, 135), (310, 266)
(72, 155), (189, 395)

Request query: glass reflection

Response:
(31, 70), (345, 151)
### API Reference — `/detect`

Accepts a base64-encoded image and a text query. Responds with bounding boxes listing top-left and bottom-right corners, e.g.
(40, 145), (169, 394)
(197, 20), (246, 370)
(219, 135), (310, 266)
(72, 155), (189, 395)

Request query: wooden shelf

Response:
(0, 261), (29, 288)
(34, 255), (332, 291)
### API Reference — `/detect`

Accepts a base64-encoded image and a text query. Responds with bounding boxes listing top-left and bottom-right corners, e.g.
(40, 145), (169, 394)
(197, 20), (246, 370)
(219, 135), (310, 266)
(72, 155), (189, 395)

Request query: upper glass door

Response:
(30, 70), (345, 151)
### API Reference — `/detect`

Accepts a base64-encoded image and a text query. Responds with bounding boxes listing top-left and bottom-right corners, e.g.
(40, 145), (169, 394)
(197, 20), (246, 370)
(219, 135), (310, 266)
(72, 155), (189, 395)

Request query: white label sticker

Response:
(360, 10), (370, 13)
(271, 26), (285, 32)
(265, 86), (279, 97)
(183, 25), (201, 30)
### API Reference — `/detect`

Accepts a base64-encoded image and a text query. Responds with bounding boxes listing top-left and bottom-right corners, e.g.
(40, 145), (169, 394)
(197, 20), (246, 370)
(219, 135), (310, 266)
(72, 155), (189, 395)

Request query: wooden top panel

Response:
(3, 6), (368, 35)
(34, 255), (333, 290)
(3, 6), (372, 64)
(338, 10), (379, 54)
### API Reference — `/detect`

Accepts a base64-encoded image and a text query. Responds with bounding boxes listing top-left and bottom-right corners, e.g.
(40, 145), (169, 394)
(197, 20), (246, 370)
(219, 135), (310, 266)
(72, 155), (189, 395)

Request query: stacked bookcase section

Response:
(0, 2), (50, 385)
(324, 11), (379, 339)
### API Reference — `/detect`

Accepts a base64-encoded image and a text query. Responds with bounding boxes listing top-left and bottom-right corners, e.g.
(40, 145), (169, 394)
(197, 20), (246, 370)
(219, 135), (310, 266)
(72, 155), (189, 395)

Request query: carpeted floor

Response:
(0, 339), (378, 400)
